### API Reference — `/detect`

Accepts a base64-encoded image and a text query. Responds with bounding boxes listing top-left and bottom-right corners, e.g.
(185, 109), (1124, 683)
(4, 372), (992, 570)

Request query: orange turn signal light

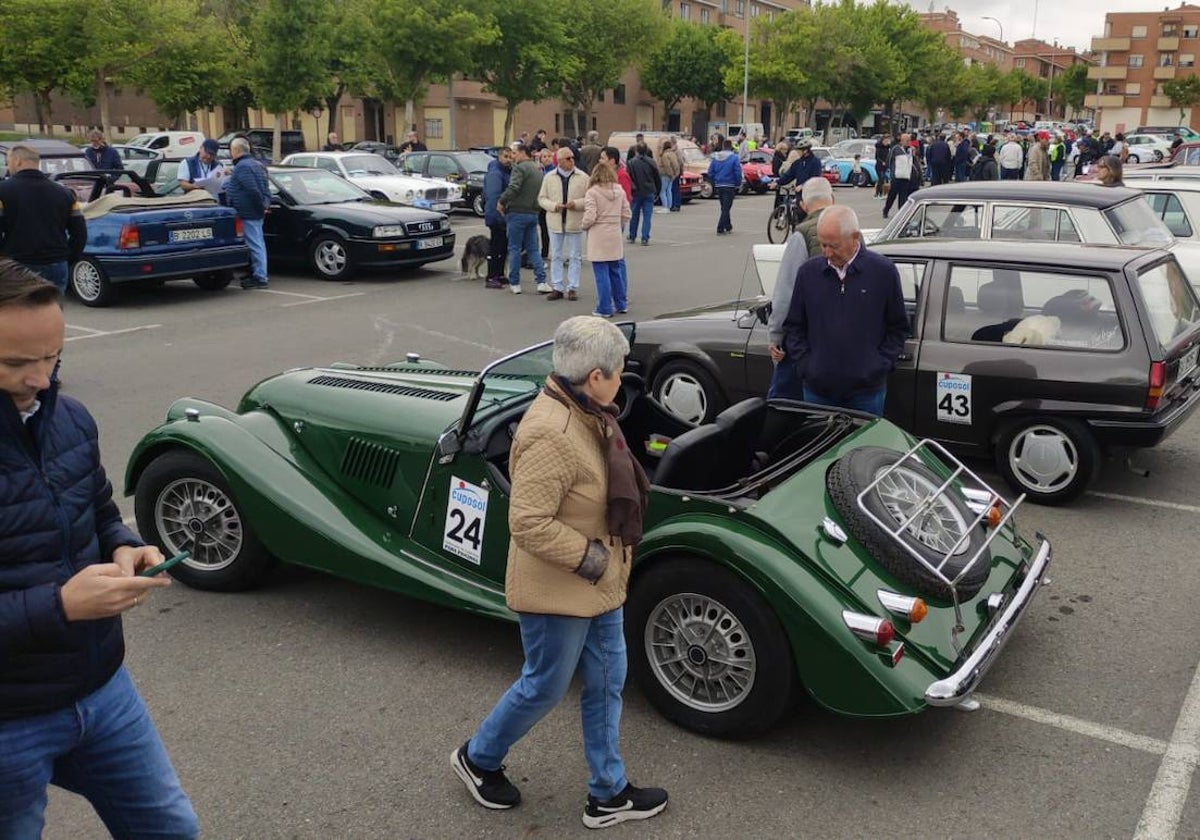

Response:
(986, 504), (1003, 528)
(909, 598), (928, 624)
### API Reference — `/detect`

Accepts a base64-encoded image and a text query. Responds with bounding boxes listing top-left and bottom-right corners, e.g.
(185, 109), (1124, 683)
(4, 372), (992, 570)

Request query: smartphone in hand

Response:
(138, 551), (190, 578)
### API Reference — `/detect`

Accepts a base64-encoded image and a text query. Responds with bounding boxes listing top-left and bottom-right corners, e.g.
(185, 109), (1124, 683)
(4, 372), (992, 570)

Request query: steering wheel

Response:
(615, 371), (645, 422)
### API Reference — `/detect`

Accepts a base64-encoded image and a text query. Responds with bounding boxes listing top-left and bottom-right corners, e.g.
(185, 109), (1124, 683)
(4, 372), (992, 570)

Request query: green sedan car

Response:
(125, 333), (1051, 738)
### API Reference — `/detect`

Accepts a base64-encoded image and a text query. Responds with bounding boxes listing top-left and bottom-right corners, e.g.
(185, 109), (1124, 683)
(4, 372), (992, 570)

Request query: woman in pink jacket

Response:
(581, 163), (631, 318)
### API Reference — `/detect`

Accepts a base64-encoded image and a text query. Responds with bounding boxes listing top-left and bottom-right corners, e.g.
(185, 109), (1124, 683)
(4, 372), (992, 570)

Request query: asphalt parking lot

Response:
(44, 185), (1200, 840)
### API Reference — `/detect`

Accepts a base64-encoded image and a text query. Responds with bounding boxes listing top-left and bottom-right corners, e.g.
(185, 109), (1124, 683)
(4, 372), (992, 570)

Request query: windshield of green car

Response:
(1136, 259), (1200, 349)
(272, 169), (371, 204)
(341, 154), (400, 177)
(1103, 197), (1176, 246)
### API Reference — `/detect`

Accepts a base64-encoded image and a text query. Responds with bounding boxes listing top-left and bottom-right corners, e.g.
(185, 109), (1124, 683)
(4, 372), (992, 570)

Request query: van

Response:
(728, 122), (766, 141)
(217, 129), (306, 161)
(126, 131), (206, 159)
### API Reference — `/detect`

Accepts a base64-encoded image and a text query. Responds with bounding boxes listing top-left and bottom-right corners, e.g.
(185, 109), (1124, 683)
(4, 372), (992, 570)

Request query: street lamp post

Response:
(1047, 41), (1057, 121)
(981, 16), (1004, 46)
(741, 11), (750, 130)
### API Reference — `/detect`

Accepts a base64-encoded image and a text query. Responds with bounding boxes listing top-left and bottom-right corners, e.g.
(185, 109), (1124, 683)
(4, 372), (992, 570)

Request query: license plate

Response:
(433, 202), (451, 211)
(1180, 345), (1198, 379)
(169, 228), (213, 242)
(418, 236), (444, 250)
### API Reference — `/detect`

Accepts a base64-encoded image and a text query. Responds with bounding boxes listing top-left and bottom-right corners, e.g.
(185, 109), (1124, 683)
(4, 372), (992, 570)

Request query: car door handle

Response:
(897, 352), (913, 362)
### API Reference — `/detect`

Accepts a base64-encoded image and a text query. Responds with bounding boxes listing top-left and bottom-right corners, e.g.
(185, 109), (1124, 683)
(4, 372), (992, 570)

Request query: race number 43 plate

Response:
(443, 476), (488, 565)
(935, 372), (972, 424)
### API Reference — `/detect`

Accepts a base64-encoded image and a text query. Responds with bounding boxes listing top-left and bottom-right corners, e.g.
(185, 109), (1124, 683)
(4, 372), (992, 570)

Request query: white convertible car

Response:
(280, 151), (463, 211)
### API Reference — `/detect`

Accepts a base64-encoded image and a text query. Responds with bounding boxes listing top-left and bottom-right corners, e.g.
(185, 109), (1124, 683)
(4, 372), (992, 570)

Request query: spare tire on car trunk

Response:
(826, 446), (990, 602)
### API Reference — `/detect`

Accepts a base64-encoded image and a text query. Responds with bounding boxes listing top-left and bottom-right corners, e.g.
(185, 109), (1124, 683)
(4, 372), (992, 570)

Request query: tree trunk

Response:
(504, 102), (517, 144)
(273, 117), (283, 163)
(96, 68), (110, 130)
(405, 98), (415, 135)
(447, 76), (456, 149)
(40, 91), (55, 136)
(325, 83), (345, 139)
(33, 95), (45, 135)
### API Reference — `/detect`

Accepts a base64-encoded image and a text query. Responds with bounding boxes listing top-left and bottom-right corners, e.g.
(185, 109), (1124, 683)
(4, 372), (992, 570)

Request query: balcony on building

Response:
(1150, 95), (1172, 108)
(1091, 36), (1131, 51)
(1088, 66), (1128, 80)
(1085, 94), (1126, 108)
(1154, 65), (1177, 79)
(1159, 36), (1181, 51)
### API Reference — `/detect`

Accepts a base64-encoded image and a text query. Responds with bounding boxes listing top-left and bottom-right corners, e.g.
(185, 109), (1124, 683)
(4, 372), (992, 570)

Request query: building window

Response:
(1129, 54), (1145, 67)
(767, 10), (774, 20)
(1160, 53), (1175, 66)
(425, 118), (443, 139)
(735, 0), (744, 17)
(700, 7), (709, 23)
(719, 0), (728, 11)
(1105, 83), (1121, 95)
(1182, 53), (1196, 67)
(716, 100), (727, 118)
(613, 84), (626, 105)
(1163, 24), (1179, 37)
(680, 2), (689, 19)
(750, 3), (760, 16)
(1127, 82), (1142, 95)
(1185, 25), (1198, 38)
(1015, 57), (1025, 68)
(1132, 25), (1148, 38)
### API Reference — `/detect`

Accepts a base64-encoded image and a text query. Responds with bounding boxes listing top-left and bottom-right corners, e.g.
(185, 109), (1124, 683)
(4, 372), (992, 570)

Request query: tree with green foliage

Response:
(0, 0), (89, 134)
(961, 62), (1003, 123)
(249, 0), (335, 160)
(561, 0), (668, 136)
(468, 0), (577, 143)
(1055, 63), (1091, 117)
(643, 21), (739, 131)
(312, 0), (379, 139)
(1018, 72), (1049, 119)
(863, 0), (951, 134)
(996, 69), (1024, 121)
(734, 13), (810, 135)
(1164, 74), (1200, 125)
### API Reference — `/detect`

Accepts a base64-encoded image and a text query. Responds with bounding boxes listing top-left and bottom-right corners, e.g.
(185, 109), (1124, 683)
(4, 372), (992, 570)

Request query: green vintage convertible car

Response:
(126, 332), (1052, 738)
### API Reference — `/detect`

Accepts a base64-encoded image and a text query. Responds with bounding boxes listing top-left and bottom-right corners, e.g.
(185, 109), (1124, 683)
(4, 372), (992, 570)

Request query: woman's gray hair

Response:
(552, 316), (629, 383)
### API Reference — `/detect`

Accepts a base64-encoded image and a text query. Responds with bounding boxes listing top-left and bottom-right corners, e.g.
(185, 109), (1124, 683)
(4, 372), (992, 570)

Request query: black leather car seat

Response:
(652, 424), (733, 491)
(715, 398), (767, 478)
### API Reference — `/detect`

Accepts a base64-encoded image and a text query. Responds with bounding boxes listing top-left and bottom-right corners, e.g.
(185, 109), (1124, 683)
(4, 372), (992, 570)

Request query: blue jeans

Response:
(716, 186), (736, 232)
(20, 261), (68, 294)
(242, 217), (268, 282)
(506, 213), (545, 287)
(0, 667), (198, 839)
(592, 260), (627, 315)
(659, 175), (673, 208)
(628, 195), (653, 242)
(469, 608), (629, 800)
(548, 231), (583, 291)
(803, 385), (886, 417)
(670, 177), (682, 210)
(1050, 162), (1064, 181)
(768, 358), (805, 400)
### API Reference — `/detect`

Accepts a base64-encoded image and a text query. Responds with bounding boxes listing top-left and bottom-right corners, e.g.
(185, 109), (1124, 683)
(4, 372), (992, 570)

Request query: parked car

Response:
(1136, 125), (1200, 141)
(1123, 134), (1174, 163)
(0, 139), (91, 178)
(1172, 142), (1200, 166)
(125, 131), (206, 158)
(125, 331), (1051, 738)
(824, 155), (879, 187)
(218, 129), (306, 159)
(348, 140), (400, 161)
(280, 151), (462, 212)
(604, 131), (700, 202)
(261, 165), (455, 280)
(740, 150), (775, 193)
(628, 240), (1200, 504)
(1124, 169), (1200, 244)
(51, 170), (248, 306)
(107, 144), (165, 176)
(398, 149), (493, 216)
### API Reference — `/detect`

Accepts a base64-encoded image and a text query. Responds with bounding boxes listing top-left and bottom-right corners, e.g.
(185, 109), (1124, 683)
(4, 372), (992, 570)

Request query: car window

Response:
(894, 261), (924, 303)
(429, 155), (458, 178)
(314, 157), (341, 174)
(400, 153), (428, 174)
(341, 154), (398, 176)
(992, 206), (1081, 242)
(1136, 259), (1200, 348)
(900, 203), (983, 239)
(943, 264), (1124, 351)
(39, 157), (90, 175)
(1102, 198), (1175, 246)
(149, 136), (168, 149)
(1144, 192), (1194, 238)
(272, 169), (367, 204)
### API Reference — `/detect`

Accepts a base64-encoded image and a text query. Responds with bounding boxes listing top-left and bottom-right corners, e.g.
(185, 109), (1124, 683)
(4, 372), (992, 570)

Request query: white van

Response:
(126, 131), (207, 159)
(728, 122), (766, 141)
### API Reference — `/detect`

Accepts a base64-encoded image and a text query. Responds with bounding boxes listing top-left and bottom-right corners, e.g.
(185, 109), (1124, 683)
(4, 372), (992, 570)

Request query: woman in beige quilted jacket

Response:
(452, 316), (668, 829)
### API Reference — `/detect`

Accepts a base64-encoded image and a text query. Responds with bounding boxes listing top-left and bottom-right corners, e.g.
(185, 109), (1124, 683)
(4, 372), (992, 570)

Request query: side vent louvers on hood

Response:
(307, 374), (459, 401)
(341, 437), (400, 488)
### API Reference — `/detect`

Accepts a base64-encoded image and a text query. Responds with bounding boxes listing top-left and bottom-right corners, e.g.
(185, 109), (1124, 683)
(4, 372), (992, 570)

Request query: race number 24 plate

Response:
(443, 476), (488, 565)
(935, 372), (972, 424)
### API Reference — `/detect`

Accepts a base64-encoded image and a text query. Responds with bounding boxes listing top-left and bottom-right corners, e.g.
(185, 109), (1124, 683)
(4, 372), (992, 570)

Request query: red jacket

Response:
(616, 166), (633, 202)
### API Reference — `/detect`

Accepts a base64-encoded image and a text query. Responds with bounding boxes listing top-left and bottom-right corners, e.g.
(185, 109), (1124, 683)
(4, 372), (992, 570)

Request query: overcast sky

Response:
(905, 0), (1177, 52)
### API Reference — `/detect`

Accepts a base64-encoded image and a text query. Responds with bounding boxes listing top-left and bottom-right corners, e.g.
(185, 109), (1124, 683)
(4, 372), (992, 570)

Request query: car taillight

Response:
(877, 591), (928, 624)
(843, 610), (895, 646)
(118, 224), (140, 249)
(1146, 360), (1166, 410)
(235, 217), (244, 238)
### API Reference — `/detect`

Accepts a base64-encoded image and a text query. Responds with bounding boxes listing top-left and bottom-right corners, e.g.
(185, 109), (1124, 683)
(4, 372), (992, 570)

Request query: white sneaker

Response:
(655, 209), (670, 214)
(536, 282), (552, 294)
(509, 284), (522, 294)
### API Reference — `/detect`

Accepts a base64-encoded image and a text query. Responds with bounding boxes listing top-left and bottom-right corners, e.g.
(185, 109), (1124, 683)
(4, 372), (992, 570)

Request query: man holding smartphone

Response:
(0, 260), (198, 838)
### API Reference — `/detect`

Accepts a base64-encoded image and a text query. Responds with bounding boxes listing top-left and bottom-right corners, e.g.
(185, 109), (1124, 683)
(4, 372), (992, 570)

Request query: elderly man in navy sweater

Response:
(781, 205), (908, 417)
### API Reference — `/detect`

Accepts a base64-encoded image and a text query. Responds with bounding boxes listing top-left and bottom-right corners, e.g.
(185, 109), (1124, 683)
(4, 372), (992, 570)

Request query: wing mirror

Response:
(437, 428), (461, 464)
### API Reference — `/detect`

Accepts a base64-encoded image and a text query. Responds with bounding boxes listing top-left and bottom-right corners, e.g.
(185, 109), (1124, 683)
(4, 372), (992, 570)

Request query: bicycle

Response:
(766, 187), (807, 244)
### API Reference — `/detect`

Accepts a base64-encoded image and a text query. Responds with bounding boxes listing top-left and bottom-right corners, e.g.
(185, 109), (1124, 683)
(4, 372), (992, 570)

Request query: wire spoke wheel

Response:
(874, 465), (969, 556)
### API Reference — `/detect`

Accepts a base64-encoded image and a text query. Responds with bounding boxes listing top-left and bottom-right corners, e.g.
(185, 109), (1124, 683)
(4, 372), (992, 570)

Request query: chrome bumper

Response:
(925, 536), (1052, 707)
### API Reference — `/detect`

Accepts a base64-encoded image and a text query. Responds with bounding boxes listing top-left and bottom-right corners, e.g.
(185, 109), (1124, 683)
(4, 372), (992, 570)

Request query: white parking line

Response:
(1133, 662), (1200, 840)
(258, 289), (324, 300)
(64, 325), (161, 343)
(1087, 492), (1200, 515)
(281, 292), (366, 308)
(976, 694), (1168, 756)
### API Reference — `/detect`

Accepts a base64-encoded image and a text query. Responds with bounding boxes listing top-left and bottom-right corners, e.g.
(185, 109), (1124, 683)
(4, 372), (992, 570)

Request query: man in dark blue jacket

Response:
(707, 139), (743, 234)
(225, 137), (272, 289)
(0, 261), (197, 837)
(483, 147), (514, 288)
(782, 206), (908, 416)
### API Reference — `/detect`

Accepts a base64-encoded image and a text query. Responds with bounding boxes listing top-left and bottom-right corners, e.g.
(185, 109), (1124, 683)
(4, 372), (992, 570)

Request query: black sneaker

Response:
(582, 783), (668, 829)
(451, 741), (520, 810)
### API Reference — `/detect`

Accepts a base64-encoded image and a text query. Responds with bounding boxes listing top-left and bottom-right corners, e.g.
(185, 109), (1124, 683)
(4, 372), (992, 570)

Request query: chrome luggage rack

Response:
(855, 439), (1027, 650)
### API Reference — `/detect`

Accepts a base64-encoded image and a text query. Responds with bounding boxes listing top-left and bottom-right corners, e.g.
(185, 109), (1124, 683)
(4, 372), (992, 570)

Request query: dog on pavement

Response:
(460, 235), (490, 279)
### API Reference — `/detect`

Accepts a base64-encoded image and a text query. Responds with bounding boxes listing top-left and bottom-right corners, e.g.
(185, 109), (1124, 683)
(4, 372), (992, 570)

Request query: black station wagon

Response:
(628, 240), (1200, 504)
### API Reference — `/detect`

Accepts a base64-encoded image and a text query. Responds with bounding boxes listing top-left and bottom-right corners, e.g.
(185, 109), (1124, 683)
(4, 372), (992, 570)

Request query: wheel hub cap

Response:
(155, 478), (244, 571)
(645, 593), (755, 712)
(1010, 426), (1077, 493)
(317, 242), (346, 274)
(658, 374), (707, 424)
(874, 465), (969, 555)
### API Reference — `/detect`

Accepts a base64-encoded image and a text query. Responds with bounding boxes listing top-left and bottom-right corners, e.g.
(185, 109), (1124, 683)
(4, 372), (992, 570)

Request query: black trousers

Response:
(882, 177), (912, 216)
(487, 222), (508, 280)
(538, 210), (549, 259)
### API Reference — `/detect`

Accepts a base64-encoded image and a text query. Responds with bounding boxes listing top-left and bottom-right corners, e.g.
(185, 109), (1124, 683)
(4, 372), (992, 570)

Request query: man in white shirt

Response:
(997, 134), (1024, 180)
(177, 139), (226, 194)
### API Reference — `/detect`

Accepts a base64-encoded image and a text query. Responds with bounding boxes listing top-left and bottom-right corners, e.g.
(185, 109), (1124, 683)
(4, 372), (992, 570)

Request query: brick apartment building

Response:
(1088, 3), (1200, 132)
(2, 0), (808, 150)
(920, 9), (1013, 72)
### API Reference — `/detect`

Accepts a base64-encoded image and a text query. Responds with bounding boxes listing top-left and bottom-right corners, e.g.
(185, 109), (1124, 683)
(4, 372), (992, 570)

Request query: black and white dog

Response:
(460, 235), (491, 279)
